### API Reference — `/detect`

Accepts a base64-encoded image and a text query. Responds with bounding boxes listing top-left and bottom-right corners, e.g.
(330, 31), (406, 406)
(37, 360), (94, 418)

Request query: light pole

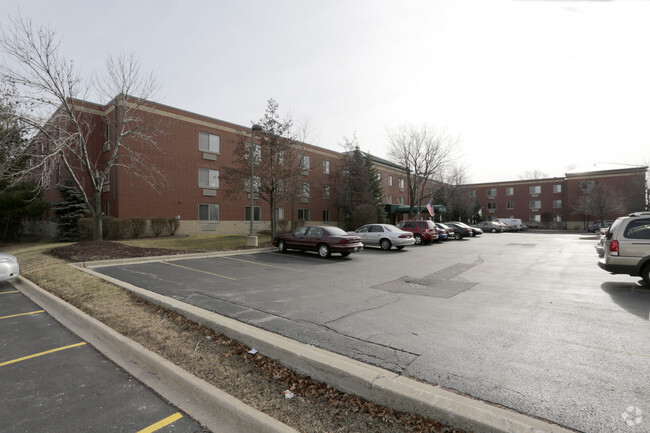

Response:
(247, 124), (263, 246)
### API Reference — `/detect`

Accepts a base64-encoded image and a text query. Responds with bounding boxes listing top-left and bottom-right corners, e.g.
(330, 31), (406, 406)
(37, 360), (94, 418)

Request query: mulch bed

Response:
(47, 241), (191, 262)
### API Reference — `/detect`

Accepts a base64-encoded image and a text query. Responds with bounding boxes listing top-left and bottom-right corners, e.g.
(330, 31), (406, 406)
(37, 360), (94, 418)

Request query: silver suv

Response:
(597, 211), (650, 286)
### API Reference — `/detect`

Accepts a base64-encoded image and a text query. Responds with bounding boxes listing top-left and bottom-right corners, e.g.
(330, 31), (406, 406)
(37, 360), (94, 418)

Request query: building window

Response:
(487, 202), (497, 210)
(199, 132), (220, 153)
(322, 185), (330, 199)
(530, 215), (541, 223)
(275, 207), (284, 221)
(530, 200), (542, 209)
(323, 210), (330, 222)
(199, 168), (219, 188)
(553, 200), (562, 208)
(553, 214), (562, 223)
(245, 206), (261, 222)
(506, 187), (513, 196)
(245, 142), (261, 162)
(377, 172), (381, 181)
(529, 185), (541, 195)
(553, 184), (562, 193)
(487, 188), (497, 197)
(389, 175), (393, 186)
(388, 194), (393, 204)
(105, 200), (109, 216)
(322, 160), (330, 174)
(299, 155), (310, 172)
(399, 179), (405, 191)
(581, 181), (594, 191)
(301, 182), (310, 201)
(244, 176), (260, 195)
(199, 203), (220, 221)
(506, 201), (514, 210)
(399, 196), (404, 205)
(298, 208), (310, 221)
(469, 189), (476, 198)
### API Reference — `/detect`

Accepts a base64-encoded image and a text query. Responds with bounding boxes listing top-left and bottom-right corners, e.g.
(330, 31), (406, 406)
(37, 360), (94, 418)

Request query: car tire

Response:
(454, 233), (462, 240)
(642, 263), (650, 287)
(491, 228), (496, 233)
(414, 234), (423, 245)
(278, 240), (287, 253)
(380, 239), (392, 250)
(318, 244), (331, 258)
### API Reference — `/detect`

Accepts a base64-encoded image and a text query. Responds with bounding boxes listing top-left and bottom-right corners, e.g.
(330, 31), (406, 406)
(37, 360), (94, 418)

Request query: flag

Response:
(477, 208), (483, 218)
(426, 200), (435, 217)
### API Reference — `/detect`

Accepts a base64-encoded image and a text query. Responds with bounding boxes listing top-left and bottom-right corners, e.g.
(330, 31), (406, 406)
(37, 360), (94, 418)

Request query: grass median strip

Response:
(0, 310), (45, 320)
(0, 342), (87, 367)
(136, 412), (183, 433)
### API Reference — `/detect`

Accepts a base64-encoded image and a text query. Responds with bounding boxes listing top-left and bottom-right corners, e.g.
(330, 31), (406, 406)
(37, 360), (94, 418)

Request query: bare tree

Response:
(519, 169), (549, 180)
(573, 182), (625, 227)
(0, 16), (164, 240)
(387, 125), (457, 218)
(222, 99), (301, 238)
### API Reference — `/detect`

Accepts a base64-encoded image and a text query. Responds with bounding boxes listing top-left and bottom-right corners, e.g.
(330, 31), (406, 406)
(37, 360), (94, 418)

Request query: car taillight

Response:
(609, 240), (619, 256)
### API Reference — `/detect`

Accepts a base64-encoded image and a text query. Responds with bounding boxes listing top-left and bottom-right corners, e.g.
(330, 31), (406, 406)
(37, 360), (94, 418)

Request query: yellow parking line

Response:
(0, 342), (87, 367)
(0, 310), (45, 320)
(0, 290), (19, 295)
(221, 256), (302, 272)
(162, 261), (236, 280)
(137, 412), (183, 433)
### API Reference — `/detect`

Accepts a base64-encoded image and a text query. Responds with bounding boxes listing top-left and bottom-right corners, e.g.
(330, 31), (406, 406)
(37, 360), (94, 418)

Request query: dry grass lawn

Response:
(5, 239), (465, 433)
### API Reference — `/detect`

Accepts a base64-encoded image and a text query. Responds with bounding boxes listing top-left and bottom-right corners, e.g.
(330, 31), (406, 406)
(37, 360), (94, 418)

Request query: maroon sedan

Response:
(273, 225), (363, 258)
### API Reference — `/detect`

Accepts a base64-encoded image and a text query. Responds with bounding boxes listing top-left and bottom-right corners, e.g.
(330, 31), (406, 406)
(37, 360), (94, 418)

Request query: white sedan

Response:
(349, 224), (415, 250)
(0, 253), (20, 281)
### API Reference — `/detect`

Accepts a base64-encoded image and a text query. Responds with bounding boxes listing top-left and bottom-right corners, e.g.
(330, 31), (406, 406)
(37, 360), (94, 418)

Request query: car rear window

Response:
(623, 219), (650, 239)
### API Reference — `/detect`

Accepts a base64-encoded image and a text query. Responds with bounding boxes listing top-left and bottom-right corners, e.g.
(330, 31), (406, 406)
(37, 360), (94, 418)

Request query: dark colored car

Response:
(443, 222), (473, 239)
(435, 223), (453, 241)
(395, 220), (439, 245)
(273, 225), (363, 258)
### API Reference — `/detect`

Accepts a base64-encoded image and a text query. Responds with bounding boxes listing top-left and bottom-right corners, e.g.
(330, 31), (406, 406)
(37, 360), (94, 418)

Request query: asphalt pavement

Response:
(88, 232), (650, 433)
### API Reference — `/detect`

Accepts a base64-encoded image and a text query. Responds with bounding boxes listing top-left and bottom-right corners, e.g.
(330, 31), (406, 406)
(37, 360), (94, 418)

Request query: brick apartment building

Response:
(33, 96), (646, 236)
(37, 97), (413, 236)
(466, 164), (648, 230)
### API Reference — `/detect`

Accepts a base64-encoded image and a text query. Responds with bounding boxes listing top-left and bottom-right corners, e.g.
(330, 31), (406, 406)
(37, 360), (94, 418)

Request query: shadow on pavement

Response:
(601, 281), (650, 320)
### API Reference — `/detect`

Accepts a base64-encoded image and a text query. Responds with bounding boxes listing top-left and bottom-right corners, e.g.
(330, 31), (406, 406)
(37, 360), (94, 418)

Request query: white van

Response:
(495, 218), (523, 231)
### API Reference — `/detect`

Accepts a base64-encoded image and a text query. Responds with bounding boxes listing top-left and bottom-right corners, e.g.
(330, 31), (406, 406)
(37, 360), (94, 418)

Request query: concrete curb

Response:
(73, 262), (576, 433)
(14, 276), (299, 433)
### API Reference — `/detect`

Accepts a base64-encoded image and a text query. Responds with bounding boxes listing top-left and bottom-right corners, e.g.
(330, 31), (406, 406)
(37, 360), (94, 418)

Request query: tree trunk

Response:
(93, 192), (103, 241)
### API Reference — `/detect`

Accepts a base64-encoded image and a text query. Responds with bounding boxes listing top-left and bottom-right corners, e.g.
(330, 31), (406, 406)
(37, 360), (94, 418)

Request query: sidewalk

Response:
(14, 257), (576, 433)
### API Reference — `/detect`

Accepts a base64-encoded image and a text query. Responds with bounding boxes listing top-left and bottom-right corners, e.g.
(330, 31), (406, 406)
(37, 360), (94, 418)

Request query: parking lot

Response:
(91, 232), (649, 433)
(0, 282), (208, 433)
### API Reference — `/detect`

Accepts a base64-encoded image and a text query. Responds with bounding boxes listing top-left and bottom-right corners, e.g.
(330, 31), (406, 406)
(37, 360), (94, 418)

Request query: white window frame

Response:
(487, 188), (497, 197)
(322, 184), (330, 199)
(506, 187), (514, 196)
(199, 132), (220, 153)
(299, 154), (310, 171)
(553, 184), (562, 193)
(530, 200), (542, 209)
(199, 203), (220, 221)
(298, 208), (310, 221)
(245, 205), (261, 222)
(322, 160), (330, 174)
(553, 200), (562, 209)
(199, 168), (220, 189)
(529, 185), (541, 195)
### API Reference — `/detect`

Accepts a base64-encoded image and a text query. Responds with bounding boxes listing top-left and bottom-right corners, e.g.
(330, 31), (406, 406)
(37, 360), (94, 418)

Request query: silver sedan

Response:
(350, 224), (415, 250)
(0, 253), (19, 281)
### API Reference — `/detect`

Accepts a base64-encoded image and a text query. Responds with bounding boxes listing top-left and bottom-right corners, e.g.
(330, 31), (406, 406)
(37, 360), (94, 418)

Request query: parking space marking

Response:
(0, 310), (45, 320)
(137, 412), (183, 433)
(162, 261), (237, 280)
(0, 342), (87, 367)
(221, 255), (303, 272)
(0, 290), (19, 295)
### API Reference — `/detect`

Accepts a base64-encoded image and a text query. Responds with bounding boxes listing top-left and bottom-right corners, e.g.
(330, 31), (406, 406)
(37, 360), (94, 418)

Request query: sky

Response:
(1, 0), (649, 183)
